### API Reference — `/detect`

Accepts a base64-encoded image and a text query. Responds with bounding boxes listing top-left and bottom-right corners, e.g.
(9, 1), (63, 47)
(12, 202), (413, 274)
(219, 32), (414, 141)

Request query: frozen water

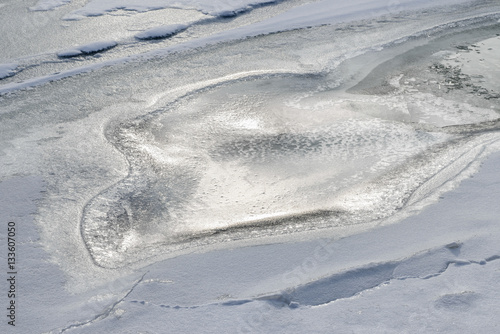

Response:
(1, 0), (500, 332)
(1, 2), (499, 272)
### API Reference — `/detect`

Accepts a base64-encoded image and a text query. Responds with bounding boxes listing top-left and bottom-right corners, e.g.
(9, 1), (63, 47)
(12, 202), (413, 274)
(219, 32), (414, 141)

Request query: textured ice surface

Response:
(2, 0), (500, 332)
(82, 50), (500, 267)
(441, 36), (500, 93)
(1, 0), (498, 269)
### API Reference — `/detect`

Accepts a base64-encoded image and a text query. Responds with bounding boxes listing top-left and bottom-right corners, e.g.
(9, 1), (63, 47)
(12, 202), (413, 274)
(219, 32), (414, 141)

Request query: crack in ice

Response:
(57, 272), (148, 334)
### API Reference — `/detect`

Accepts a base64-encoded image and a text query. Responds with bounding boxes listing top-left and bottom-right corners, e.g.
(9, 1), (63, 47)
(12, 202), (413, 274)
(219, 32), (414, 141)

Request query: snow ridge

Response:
(0, 63), (18, 80)
(135, 24), (189, 40)
(57, 41), (118, 58)
(30, 0), (71, 11)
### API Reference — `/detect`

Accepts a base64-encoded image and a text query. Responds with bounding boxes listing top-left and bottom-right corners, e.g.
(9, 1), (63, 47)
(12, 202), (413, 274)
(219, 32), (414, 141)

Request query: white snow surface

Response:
(0, 63), (17, 79)
(57, 40), (118, 57)
(135, 24), (189, 40)
(1, 0), (500, 332)
(64, 0), (280, 19)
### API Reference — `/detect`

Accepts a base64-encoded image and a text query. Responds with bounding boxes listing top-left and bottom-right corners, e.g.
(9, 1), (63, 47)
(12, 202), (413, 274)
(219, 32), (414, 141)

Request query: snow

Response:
(29, 0), (71, 11)
(64, 0), (280, 20)
(57, 40), (118, 57)
(79, 40), (118, 54)
(0, 0), (479, 94)
(1, 0), (500, 332)
(0, 63), (17, 80)
(3, 151), (499, 332)
(135, 24), (189, 40)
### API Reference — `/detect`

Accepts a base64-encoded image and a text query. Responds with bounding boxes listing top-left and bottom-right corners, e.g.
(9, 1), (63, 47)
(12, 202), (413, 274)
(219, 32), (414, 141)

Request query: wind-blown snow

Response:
(57, 40), (118, 57)
(135, 24), (189, 40)
(64, 0), (280, 20)
(0, 63), (17, 79)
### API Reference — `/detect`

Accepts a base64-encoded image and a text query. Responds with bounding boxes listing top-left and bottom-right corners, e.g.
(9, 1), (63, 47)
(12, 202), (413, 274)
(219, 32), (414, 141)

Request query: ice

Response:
(2, 0), (500, 332)
(0, 63), (17, 79)
(81, 67), (500, 266)
(76, 22), (500, 268)
(0, 0), (479, 94)
(205, 0), (473, 37)
(441, 36), (500, 94)
(57, 40), (118, 57)
(135, 24), (189, 40)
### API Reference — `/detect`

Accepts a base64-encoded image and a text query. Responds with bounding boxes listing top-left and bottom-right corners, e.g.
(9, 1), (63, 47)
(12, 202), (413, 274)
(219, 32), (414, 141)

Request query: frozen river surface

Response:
(1, 0), (500, 333)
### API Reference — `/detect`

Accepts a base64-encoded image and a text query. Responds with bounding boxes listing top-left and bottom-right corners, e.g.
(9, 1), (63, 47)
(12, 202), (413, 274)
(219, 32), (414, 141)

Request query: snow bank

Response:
(57, 40), (118, 58)
(64, 0), (280, 20)
(29, 0), (71, 11)
(0, 63), (17, 79)
(135, 24), (189, 40)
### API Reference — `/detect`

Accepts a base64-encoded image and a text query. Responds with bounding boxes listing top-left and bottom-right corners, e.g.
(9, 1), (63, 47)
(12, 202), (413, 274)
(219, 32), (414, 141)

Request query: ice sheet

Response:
(1, 0), (500, 332)
(76, 27), (500, 267)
